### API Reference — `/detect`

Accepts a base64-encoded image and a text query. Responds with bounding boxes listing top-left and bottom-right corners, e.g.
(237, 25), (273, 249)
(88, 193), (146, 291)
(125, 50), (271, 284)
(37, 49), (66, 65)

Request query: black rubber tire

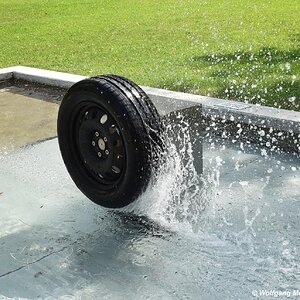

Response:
(57, 75), (164, 208)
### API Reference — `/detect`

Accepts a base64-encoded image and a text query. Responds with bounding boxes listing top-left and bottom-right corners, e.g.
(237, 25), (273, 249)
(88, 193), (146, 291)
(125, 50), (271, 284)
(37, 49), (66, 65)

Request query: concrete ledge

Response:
(1, 66), (299, 135)
(144, 86), (300, 135)
(9, 66), (86, 89)
(0, 67), (15, 81)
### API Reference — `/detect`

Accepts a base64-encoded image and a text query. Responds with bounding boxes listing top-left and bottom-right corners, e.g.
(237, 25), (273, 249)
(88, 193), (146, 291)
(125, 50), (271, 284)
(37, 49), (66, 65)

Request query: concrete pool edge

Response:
(0, 66), (299, 135)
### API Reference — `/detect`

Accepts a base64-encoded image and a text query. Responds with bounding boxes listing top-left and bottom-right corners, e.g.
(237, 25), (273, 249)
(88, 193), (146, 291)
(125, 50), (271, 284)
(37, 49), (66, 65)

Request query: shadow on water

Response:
(189, 47), (299, 111)
(110, 211), (173, 238)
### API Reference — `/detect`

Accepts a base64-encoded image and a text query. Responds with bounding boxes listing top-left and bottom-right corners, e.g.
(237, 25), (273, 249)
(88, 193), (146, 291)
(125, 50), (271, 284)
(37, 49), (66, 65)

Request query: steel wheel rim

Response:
(72, 101), (126, 188)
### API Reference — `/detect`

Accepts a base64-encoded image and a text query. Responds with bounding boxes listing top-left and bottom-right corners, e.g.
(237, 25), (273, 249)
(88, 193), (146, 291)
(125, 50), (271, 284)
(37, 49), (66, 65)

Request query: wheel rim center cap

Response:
(98, 138), (106, 151)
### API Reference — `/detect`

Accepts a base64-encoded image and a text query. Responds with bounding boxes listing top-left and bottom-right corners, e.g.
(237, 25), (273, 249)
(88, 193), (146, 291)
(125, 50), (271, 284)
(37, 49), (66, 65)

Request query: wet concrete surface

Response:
(0, 86), (59, 152)
(0, 87), (299, 299)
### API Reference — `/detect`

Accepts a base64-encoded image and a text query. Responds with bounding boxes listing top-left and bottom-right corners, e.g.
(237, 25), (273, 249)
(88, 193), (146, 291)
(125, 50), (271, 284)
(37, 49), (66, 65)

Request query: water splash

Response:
(125, 115), (220, 234)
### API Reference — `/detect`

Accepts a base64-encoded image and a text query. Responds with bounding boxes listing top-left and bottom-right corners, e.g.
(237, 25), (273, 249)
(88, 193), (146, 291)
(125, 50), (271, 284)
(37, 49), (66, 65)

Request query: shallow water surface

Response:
(0, 86), (299, 299)
(0, 132), (299, 299)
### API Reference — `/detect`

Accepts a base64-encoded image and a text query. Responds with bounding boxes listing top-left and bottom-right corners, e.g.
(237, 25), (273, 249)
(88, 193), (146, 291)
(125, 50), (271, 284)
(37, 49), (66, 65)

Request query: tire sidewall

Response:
(58, 80), (152, 208)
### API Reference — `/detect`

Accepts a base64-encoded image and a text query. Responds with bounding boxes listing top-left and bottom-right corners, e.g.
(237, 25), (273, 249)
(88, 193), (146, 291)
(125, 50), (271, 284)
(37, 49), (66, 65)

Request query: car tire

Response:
(57, 75), (164, 208)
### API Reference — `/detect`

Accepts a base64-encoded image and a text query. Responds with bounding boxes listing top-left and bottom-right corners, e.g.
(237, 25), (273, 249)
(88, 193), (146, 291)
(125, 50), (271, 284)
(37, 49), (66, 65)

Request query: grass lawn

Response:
(0, 0), (299, 110)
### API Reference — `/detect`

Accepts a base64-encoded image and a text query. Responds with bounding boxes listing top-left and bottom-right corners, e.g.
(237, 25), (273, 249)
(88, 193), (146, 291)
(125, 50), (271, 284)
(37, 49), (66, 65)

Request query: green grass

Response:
(0, 0), (299, 110)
